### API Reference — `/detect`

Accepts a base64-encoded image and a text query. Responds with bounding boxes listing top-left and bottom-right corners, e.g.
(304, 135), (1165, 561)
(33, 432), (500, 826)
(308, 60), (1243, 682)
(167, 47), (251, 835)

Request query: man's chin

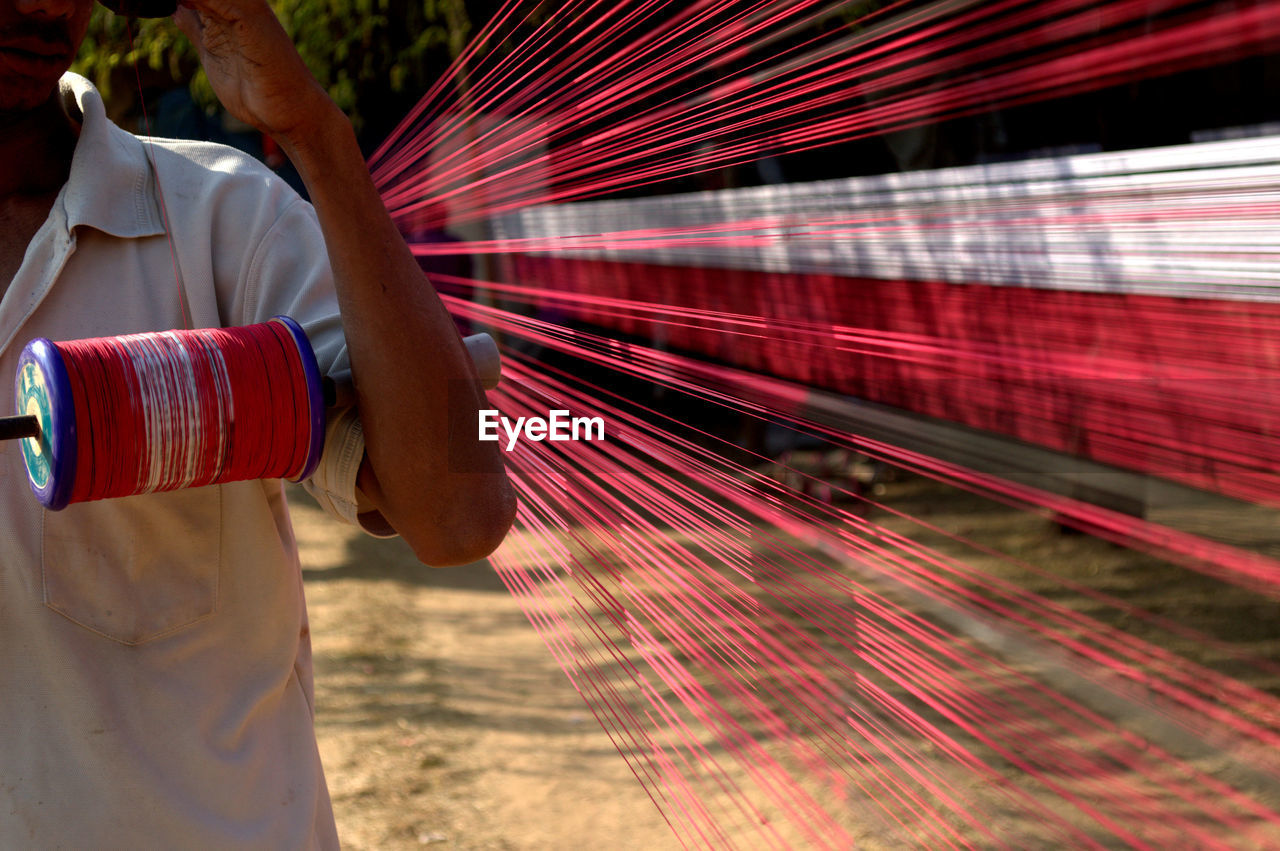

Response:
(0, 76), (64, 118)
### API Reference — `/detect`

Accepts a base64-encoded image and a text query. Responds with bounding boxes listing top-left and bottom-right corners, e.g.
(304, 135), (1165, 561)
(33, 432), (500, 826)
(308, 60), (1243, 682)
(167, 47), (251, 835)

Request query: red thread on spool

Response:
(56, 322), (313, 502)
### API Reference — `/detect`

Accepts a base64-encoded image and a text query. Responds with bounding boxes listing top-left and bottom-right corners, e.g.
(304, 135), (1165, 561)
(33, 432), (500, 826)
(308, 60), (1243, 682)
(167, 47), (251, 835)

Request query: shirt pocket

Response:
(41, 485), (221, 645)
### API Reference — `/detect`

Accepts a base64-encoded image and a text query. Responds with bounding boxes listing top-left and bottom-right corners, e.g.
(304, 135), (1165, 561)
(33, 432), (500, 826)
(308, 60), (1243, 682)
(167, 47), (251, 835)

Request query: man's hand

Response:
(172, 0), (330, 143)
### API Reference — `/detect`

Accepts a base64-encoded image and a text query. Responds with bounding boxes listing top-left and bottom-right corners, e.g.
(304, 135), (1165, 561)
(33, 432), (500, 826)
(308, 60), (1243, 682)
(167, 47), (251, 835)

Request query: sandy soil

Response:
(291, 486), (678, 850)
(292, 460), (1280, 849)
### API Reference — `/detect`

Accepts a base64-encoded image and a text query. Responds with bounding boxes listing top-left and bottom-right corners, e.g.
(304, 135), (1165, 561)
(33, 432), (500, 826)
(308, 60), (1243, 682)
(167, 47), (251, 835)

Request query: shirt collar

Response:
(56, 72), (166, 239)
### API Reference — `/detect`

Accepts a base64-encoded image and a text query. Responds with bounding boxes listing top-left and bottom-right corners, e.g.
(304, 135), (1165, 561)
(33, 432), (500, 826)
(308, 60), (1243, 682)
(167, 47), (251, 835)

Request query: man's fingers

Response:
(166, 0), (331, 141)
(170, 6), (202, 42)
(172, 0), (246, 22)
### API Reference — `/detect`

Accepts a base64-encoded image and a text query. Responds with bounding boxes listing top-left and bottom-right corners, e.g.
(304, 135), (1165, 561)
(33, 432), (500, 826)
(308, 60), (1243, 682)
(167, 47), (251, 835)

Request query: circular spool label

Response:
(16, 338), (76, 510)
(18, 361), (54, 490)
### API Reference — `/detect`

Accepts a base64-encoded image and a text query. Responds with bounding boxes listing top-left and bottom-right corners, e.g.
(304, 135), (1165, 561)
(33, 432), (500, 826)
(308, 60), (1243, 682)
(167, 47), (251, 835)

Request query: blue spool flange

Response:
(271, 316), (326, 483)
(15, 339), (77, 511)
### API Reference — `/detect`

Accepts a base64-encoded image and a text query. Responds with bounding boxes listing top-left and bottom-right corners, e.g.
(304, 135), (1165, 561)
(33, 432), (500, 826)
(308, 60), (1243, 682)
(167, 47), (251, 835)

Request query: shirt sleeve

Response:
(302, 404), (397, 538)
(238, 195), (396, 538)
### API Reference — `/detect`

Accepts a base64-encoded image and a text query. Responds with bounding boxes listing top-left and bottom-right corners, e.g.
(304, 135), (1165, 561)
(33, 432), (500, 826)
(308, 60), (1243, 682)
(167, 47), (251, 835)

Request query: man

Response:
(0, 0), (516, 844)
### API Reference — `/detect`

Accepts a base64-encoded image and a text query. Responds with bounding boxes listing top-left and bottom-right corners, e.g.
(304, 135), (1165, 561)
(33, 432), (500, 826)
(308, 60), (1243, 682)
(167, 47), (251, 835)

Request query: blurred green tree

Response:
(72, 0), (471, 140)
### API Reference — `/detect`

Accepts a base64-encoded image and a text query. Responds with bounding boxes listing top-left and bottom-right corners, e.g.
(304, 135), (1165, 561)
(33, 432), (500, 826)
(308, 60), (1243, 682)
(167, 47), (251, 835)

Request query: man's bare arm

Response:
(174, 0), (516, 565)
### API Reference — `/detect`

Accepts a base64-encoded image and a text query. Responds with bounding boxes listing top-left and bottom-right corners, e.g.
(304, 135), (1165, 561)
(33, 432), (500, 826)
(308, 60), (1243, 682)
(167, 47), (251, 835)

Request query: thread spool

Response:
(14, 316), (324, 510)
(6, 322), (502, 510)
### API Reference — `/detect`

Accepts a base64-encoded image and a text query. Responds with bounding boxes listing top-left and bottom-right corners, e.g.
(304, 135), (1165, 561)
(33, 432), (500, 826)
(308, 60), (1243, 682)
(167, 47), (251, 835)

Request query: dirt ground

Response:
(291, 486), (679, 850)
(291, 458), (1280, 849)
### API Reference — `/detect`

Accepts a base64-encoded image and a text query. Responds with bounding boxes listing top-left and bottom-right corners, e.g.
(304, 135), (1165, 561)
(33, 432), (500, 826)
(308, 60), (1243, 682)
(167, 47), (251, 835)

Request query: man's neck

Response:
(0, 92), (78, 198)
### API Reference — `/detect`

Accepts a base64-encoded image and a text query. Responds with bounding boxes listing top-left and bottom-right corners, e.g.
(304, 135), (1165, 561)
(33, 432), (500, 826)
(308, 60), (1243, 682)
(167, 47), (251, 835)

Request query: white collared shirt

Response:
(0, 73), (375, 848)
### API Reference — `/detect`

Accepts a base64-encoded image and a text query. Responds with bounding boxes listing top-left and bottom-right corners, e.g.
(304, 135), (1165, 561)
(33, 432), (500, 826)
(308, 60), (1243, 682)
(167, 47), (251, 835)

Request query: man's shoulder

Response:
(142, 136), (272, 176)
(130, 134), (316, 253)
(141, 136), (301, 208)
(61, 73), (311, 237)
(64, 73), (286, 193)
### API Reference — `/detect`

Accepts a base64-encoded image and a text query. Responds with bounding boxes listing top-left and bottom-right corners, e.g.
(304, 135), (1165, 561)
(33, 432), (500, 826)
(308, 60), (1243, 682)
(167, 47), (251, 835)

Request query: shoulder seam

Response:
(241, 196), (314, 326)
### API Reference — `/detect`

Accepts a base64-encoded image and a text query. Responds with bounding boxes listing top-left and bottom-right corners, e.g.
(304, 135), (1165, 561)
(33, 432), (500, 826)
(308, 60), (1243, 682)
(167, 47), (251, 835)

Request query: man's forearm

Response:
(171, 0), (515, 563)
(279, 100), (516, 565)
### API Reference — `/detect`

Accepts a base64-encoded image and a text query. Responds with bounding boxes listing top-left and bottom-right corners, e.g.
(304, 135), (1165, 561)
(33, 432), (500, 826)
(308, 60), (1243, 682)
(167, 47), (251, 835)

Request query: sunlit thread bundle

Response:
(362, 0), (1280, 845)
(372, 0), (1280, 228)
(438, 288), (1280, 846)
(465, 302), (1280, 848)
(447, 289), (1280, 594)
(16, 318), (324, 510)
(470, 123), (1280, 507)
